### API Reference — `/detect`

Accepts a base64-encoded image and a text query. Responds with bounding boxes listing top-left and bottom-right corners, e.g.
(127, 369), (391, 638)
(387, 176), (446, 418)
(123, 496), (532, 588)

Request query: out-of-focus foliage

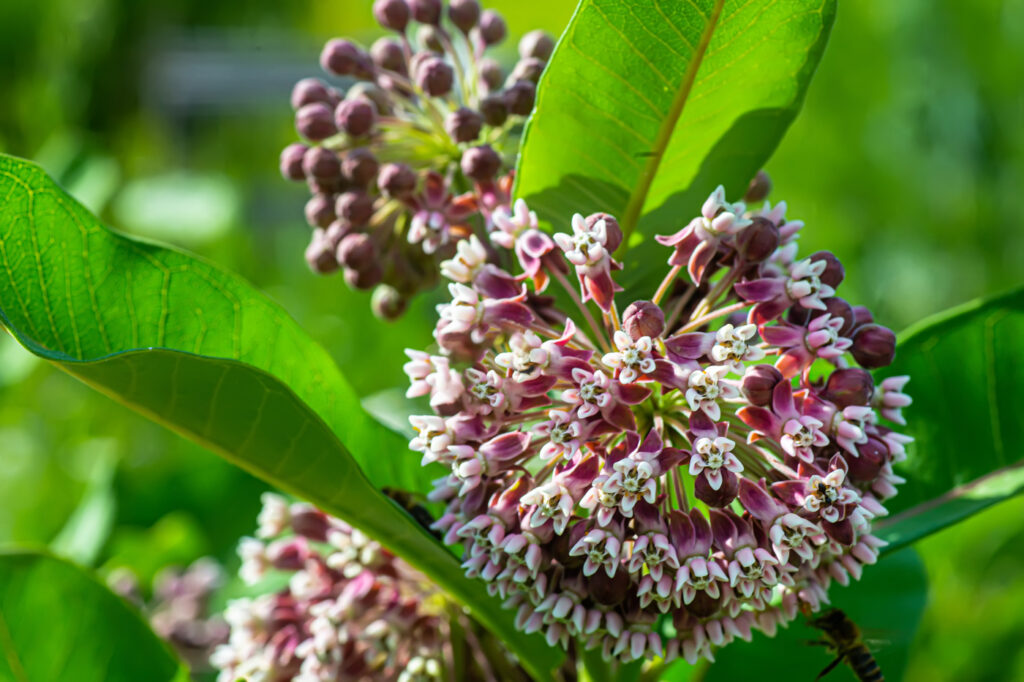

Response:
(0, 0), (1021, 678)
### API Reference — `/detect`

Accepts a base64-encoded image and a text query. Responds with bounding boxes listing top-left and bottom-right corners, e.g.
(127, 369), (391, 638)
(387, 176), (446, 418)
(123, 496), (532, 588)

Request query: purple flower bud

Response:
(336, 190), (375, 226)
(371, 284), (408, 320)
(304, 193), (336, 228)
(847, 436), (887, 482)
(809, 250), (845, 288)
(505, 80), (536, 116)
(788, 296), (855, 336)
(622, 300), (665, 340)
(477, 58), (503, 92)
(378, 162), (418, 197)
(743, 169), (772, 203)
(853, 305), (874, 327)
(415, 56), (454, 96)
(586, 212), (622, 253)
(410, 0), (442, 24)
(417, 25), (445, 53)
(335, 98), (376, 137)
(341, 148), (380, 188)
(477, 10), (507, 45)
(337, 233), (377, 270)
(279, 143), (308, 181)
(302, 146), (341, 180)
(445, 107), (483, 143)
(373, 0), (411, 32)
(370, 37), (407, 72)
(741, 365), (783, 406)
(823, 368), (874, 408)
(344, 263), (384, 290)
(320, 39), (371, 78)
(735, 216), (779, 263)
(695, 470), (738, 508)
(519, 30), (555, 61)
(325, 219), (354, 247)
(460, 145), (501, 181)
(348, 82), (393, 117)
(448, 0), (481, 33)
(307, 176), (344, 196)
(851, 324), (896, 369)
(478, 94), (508, 126)
(511, 57), (545, 84)
(305, 229), (340, 274)
(295, 102), (337, 141)
(290, 78), (333, 110)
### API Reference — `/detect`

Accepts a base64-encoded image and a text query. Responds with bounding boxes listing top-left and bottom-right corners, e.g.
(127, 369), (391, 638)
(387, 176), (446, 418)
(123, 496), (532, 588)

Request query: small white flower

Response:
(491, 198), (538, 249)
(602, 330), (657, 383)
(256, 492), (290, 538)
(804, 469), (859, 523)
(685, 366), (737, 420)
(688, 436), (743, 490)
(537, 409), (584, 462)
(494, 330), (551, 381)
(710, 323), (765, 374)
(439, 234), (488, 282)
(570, 528), (623, 577)
(780, 416), (828, 463)
(786, 257), (835, 310)
(521, 480), (576, 535)
(553, 213), (608, 266)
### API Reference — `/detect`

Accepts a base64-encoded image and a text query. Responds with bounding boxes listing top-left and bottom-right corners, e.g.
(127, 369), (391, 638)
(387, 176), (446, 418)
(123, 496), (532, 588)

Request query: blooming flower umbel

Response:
(405, 183), (912, 664)
(280, 0), (554, 318)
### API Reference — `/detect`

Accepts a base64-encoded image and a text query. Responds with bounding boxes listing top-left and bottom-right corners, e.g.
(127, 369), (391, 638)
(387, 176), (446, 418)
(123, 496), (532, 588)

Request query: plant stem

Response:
(652, 265), (682, 305)
(550, 266), (611, 353)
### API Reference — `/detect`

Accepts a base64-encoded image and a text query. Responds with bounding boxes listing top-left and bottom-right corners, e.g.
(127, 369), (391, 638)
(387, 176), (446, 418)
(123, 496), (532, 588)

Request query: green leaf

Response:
(0, 155), (563, 678)
(702, 547), (927, 682)
(515, 0), (836, 278)
(0, 550), (189, 682)
(874, 286), (1024, 553)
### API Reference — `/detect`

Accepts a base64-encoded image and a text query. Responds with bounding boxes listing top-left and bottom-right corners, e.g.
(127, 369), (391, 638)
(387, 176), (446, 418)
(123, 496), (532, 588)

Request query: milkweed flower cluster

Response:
(210, 493), (445, 682)
(404, 186), (913, 664)
(280, 0), (554, 318)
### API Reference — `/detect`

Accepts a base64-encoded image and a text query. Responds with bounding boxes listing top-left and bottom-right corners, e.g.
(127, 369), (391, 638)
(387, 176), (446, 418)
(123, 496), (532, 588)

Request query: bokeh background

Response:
(1, 0), (1022, 679)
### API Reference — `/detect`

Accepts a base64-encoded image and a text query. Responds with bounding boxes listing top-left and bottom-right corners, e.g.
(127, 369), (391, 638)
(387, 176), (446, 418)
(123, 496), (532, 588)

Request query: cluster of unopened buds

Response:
(405, 181), (913, 664)
(279, 0), (554, 319)
(210, 493), (446, 682)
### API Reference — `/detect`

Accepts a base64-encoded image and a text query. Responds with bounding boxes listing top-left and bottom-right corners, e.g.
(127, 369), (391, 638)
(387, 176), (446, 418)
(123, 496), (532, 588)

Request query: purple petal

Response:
(771, 480), (806, 507)
(738, 479), (782, 521)
(734, 278), (785, 303)
(481, 431), (531, 460)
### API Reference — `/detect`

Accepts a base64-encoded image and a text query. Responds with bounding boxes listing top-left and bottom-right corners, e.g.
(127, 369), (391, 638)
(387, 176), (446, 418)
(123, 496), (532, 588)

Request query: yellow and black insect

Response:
(383, 487), (441, 540)
(807, 608), (884, 681)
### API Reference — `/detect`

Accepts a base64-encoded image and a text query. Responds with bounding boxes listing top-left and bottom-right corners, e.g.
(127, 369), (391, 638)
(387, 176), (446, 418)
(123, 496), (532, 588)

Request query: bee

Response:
(382, 487), (441, 540)
(807, 608), (884, 681)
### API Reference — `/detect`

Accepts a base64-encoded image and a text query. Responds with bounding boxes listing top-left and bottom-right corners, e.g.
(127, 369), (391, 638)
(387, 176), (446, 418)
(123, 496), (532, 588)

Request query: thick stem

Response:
(652, 265), (682, 306)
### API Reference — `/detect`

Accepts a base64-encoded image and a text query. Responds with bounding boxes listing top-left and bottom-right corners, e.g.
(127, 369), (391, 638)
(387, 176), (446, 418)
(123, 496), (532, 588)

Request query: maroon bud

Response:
(417, 25), (445, 53)
(348, 83), (392, 117)
(519, 30), (554, 61)
(477, 58), (503, 92)
(295, 102), (337, 141)
(344, 263), (383, 290)
(477, 10), (507, 45)
(290, 78), (333, 110)
(415, 56), (453, 96)
(590, 569), (631, 606)
(336, 190), (375, 226)
(409, 0), (441, 23)
(847, 436), (888, 482)
(809, 250), (845, 289)
(586, 212), (622, 252)
(511, 57), (545, 84)
(735, 216), (779, 263)
(685, 588), (723, 619)
(622, 300), (665, 340)
(341, 148), (380, 188)
(460, 145), (501, 181)
(373, 0), (410, 32)
(371, 284), (408, 320)
(852, 305), (874, 328)
(304, 193), (336, 228)
(823, 368), (874, 408)
(337, 233), (377, 270)
(325, 219), (354, 247)
(305, 229), (339, 274)
(320, 39), (370, 78)
(478, 94), (508, 126)
(378, 162), (418, 198)
(695, 472), (738, 508)
(505, 80), (536, 116)
(743, 169), (772, 203)
(302, 146), (341, 180)
(307, 176), (344, 196)
(448, 0), (481, 33)
(290, 509), (332, 542)
(370, 37), (406, 72)
(851, 324), (896, 369)
(279, 143), (308, 181)
(741, 365), (783, 406)
(445, 107), (483, 143)
(335, 98), (376, 137)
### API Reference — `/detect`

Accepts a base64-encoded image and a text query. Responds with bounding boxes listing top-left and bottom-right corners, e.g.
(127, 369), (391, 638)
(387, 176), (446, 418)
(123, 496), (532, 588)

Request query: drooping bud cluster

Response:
(280, 0), (554, 318)
(210, 493), (445, 682)
(404, 183), (912, 664)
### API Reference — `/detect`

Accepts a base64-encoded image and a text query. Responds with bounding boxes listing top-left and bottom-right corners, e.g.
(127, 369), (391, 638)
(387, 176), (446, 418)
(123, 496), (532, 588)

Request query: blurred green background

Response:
(0, 0), (1022, 680)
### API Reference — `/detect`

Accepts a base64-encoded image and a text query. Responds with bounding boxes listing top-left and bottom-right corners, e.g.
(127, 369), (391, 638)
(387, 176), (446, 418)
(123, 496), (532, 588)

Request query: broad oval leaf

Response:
(875, 287), (1024, 552)
(515, 0), (836, 278)
(0, 550), (189, 682)
(0, 155), (563, 678)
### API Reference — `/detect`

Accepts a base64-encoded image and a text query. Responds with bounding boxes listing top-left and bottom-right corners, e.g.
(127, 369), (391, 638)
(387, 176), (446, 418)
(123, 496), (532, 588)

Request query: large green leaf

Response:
(0, 550), (189, 682)
(875, 287), (1024, 553)
(0, 155), (563, 678)
(515, 0), (836, 282)
(702, 547), (927, 682)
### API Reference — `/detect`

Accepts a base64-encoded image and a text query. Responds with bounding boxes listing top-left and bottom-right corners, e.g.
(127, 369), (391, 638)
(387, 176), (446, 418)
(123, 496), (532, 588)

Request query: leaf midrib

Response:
(616, 0), (726, 253)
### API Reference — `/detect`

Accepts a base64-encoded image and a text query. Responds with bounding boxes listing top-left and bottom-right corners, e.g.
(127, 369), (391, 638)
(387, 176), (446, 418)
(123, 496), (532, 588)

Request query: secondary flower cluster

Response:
(210, 493), (445, 682)
(280, 0), (554, 318)
(405, 186), (912, 664)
